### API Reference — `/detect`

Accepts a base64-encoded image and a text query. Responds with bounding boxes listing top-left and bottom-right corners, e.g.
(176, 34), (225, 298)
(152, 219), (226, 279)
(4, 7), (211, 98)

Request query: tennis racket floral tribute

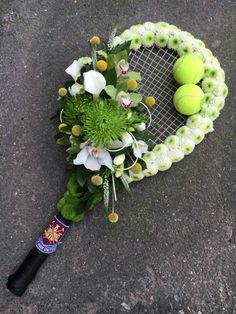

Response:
(7, 21), (228, 296)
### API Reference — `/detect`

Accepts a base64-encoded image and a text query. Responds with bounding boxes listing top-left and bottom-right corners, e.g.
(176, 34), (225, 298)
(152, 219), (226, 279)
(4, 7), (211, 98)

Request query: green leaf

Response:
(76, 166), (90, 187)
(130, 93), (143, 106)
(56, 134), (69, 145)
(107, 54), (116, 70)
(120, 174), (133, 197)
(50, 107), (63, 120)
(114, 50), (128, 63)
(111, 40), (132, 55)
(116, 79), (128, 93)
(73, 212), (85, 222)
(105, 68), (117, 86)
(137, 158), (147, 170)
(124, 71), (141, 81)
(97, 50), (108, 59)
(104, 85), (117, 99)
(66, 146), (80, 155)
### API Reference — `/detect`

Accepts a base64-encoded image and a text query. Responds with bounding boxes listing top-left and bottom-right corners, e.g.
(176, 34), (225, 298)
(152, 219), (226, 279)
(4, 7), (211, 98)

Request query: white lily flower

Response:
(121, 132), (133, 147)
(68, 83), (82, 96)
(116, 91), (132, 109)
(73, 143), (113, 171)
(65, 60), (84, 81)
(132, 140), (148, 159)
(83, 70), (106, 96)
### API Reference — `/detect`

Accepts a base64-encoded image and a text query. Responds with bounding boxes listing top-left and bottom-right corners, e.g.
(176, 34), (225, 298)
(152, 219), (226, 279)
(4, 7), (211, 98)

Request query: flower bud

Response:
(134, 122), (146, 131)
(121, 132), (133, 146)
(113, 154), (125, 166)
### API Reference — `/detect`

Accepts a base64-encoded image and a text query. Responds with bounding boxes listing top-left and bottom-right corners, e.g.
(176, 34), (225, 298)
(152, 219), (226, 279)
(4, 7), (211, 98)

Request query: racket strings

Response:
(129, 46), (186, 144)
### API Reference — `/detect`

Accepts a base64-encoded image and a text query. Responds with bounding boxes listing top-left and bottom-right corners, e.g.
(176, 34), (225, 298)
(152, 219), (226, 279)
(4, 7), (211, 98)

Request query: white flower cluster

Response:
(113, 22), (228, 182)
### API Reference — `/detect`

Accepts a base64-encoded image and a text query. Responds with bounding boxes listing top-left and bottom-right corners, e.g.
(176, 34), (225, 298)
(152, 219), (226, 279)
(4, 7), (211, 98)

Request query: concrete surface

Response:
(0, 0), (235, 313)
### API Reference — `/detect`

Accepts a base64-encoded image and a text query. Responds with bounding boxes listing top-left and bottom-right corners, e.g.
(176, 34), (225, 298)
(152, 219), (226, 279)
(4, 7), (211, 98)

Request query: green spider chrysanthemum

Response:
(82, 99), (128, 147)
(63, 93), (92, 125)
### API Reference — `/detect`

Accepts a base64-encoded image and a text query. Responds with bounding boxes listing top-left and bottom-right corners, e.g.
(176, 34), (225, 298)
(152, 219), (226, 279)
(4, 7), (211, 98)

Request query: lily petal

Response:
(98, 151), (113, 170)
(83, 70), (106, 96)
(73, 147), (89, 165)
(85, 155), (101, 171)
(65, 60), (83, 81)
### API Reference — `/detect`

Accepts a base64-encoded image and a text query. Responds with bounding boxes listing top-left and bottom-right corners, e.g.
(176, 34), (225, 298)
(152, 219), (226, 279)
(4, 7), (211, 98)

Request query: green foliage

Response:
(82, 99), (128, 147)
(63, 93), (92, 126)
(104, 85), (117, 99)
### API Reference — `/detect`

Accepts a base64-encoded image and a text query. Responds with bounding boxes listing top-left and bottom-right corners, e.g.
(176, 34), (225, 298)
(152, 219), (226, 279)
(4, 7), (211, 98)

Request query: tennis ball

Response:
(173, 84), (204, 115)
(173, 54), (204, 85)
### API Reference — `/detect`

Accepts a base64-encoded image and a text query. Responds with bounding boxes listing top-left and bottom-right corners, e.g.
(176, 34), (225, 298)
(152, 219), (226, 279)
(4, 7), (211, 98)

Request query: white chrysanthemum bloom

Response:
(128, 170), (145, 181)
(142, 166), (158, 177)
(179, 31), (194, 42)
(153, 143), (168, 156)
(213, 82), (228, 97)
(130, 34), (142, 50)
(213, 96), (225, 110)
(167, 35), (181, 50)
(112, 36), (124, 47)
(177, 42), (194, 56)
(121, 132), (133, 147)
(203, 92), (215, 104)
(68, 82), (82, 96)
(120, 29), (134, 41)
(190, 128), (205, 144)
(155, 21), (170, 34)
(132, 140), (148, 158)
(83, 70), (106, 96)
(133, 122), (146, 131)
(154, 33), (169, 48)
(201, 77), (217, 93)
(142, 31), (155, 48)
(143, 152), (157, 168)
(164, 135), (180, 149)
(168, 148), (184, 163)
(179, 138), (195, 155)
(73, 143), (113, 171)
(130, 24), (146, 35)
(198, 117), (214, 134)
(78, 57), (92, 65)
(168, 24), (181, 36)
(65, 60), (84, 81)
(176, 126), (192, 138)
(156, 155), (172, 171)
(201, 104), (220, 121)
(192, 39), (205, 51)
(201, 48), (213, 63)
(144, 21), (156, 33)
(209, 56), (220, 67)
(113, 154), (125, 166)
(186, 114), (204, 129)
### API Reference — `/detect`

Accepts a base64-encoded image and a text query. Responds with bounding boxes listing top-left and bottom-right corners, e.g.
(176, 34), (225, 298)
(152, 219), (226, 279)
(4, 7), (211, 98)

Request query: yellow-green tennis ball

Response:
(173, 84), (204, 115)
(173, 54), (204, 85)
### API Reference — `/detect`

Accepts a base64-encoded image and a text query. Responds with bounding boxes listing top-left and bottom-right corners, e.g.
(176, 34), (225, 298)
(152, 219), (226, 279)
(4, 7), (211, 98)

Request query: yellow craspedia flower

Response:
(128, 79), (138, 90)
(91, 175), (103, 186)
(131, 163), (142, 174)
(58, 87), (67, 97)
(90, 36), (101, 45)
(145, 96), (156, 107)
(96, 60), (108, 72)
(71, 125), (81, 137)
(58, 123), (67, 132)
(108, 212), (119, 223)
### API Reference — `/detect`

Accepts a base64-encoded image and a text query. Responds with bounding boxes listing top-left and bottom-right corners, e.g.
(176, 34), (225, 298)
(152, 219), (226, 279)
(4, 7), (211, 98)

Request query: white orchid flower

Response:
(132, 140), (148, 159)
(83, 70), (106, 96)
(68, 83), (82, 96)
(116, 59), (129, 76)
(65, 60), (84, 81)
(116, 91), (132, 109)
(73, 142), (113, 171)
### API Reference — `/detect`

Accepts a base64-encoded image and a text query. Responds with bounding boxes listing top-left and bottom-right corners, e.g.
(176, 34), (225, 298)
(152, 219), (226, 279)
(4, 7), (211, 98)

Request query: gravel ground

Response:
(0, 0), (235, 313)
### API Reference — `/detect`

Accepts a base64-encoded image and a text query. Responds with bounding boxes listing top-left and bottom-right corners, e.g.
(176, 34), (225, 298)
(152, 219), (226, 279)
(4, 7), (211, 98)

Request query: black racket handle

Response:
(6, 214), (71, 296)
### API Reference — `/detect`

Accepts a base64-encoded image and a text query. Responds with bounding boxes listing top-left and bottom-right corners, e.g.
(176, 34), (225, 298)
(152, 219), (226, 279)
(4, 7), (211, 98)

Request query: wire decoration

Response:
(129, 46), (186, 144)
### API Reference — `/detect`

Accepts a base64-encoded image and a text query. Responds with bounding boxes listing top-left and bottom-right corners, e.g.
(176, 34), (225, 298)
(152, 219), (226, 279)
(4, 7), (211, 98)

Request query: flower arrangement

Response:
(54, 29), (153, 223)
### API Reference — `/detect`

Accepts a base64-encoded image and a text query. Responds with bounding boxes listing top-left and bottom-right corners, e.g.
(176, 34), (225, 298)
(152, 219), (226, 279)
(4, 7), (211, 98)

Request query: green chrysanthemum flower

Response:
(167, 35), (181, 50)
(142, 31), (155, 48)
(177, 42), (194, 56)
(130, 34), (142, 50)
(63, 93), (92, 125)
(82, 99), (128, 147)
(154, 33), (169, 48)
